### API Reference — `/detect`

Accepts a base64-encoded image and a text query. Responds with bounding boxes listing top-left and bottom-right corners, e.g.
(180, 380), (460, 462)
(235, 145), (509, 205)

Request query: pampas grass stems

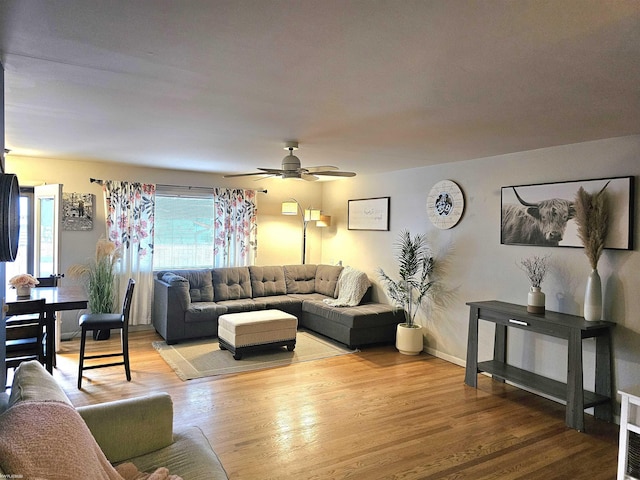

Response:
(574, 184), (609, 270)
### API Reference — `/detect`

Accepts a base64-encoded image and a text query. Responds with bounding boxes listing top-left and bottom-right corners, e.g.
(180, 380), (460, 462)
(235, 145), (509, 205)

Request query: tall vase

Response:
(527, 286), (545, 314)
(584, 268), (602, 321)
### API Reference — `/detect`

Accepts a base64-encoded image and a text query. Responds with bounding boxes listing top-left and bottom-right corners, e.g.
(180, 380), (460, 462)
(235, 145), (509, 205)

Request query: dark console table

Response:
(464, 300), (614, 432)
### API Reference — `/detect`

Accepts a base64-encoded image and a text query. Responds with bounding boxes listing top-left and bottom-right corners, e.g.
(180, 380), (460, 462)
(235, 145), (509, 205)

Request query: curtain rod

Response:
(89, 178), (267, 194)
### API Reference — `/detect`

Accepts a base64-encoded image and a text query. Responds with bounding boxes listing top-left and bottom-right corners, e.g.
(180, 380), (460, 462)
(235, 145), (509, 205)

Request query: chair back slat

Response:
(6, 298), (47, 317)
(5, 298), (47, 368)
(121, 279), (136, 332)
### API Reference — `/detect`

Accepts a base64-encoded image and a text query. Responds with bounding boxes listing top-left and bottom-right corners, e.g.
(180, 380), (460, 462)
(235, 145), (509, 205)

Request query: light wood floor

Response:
(53, 329), (619, 480)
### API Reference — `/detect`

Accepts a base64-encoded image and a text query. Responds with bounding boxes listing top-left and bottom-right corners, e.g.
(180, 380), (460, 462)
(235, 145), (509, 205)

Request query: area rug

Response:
(153, 330), (358, 380)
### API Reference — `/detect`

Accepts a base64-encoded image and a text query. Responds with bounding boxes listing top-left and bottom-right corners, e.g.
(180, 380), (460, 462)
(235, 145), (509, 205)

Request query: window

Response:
(5, 188), (34, 293)
(153, 186), (215, 270)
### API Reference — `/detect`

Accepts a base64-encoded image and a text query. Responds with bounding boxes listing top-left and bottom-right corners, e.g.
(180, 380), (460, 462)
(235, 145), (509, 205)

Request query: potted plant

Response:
(9, 273), (40, 297)
(68, 238), (122, 339)
(378, 230), (436, 355)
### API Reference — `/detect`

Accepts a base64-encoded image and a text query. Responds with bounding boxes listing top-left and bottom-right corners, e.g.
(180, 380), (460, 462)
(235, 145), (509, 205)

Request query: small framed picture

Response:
(348, 197), (390, 231)
(62, 192), (94, 231)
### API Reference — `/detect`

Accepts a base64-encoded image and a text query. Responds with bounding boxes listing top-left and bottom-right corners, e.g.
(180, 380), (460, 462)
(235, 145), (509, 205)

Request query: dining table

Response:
(5, 285), (88, 373)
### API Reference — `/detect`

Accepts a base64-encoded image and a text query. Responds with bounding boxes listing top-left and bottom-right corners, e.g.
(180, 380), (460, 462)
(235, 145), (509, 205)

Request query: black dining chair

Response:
(36, 274), (63, 366)
(5, 298), (48, 382)
(77, 278), (135, 389)
(36, 273), (63, 287)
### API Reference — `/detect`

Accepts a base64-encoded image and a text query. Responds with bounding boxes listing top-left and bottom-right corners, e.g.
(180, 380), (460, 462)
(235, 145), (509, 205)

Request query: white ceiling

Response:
(1, 1), (639, 177)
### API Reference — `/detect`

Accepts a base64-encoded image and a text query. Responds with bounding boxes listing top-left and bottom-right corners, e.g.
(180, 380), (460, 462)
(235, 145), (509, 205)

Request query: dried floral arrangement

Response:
(68, 238), (122, 313)
(574, 182), (609, 270)
(518, 255), (550, 288)
(8, 273), (39, 288)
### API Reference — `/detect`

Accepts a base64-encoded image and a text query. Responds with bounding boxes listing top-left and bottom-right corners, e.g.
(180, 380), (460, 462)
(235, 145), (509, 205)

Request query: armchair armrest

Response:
(77, 392), (174, 463)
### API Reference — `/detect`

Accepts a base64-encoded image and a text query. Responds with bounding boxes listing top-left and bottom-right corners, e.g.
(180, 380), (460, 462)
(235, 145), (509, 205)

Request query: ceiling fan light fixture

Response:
(282, 152), (301, 172)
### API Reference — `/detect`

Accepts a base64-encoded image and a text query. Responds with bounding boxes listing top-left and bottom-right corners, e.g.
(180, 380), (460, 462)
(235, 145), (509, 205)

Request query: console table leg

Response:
(595, 331), (613, 422)
(493, 324), (507, 383)
(566, 329), (584, 431)
(465, 307), (479, 387)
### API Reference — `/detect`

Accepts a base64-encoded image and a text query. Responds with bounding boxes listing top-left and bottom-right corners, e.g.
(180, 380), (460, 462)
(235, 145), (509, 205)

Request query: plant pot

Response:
(527, 286), (545, 314)
(16, 285), (32, 297)
(396, 323), (423, 355)
(93, 329), (111, 341)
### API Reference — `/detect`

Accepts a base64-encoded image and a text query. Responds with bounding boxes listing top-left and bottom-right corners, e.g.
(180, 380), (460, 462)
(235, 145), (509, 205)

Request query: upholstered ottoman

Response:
(218, 309), (298, 360)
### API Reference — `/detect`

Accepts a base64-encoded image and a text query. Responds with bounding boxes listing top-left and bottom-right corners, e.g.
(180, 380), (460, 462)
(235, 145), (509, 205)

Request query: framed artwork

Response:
(62, 192), (94, 231)
(501, 176), (634, 249)
(348, 197), (390, 231)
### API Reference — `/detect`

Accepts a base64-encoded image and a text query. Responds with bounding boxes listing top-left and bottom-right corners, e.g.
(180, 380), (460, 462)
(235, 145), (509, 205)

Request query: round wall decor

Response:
(0, 173), (20, 262)
(426, 180), (464, 229)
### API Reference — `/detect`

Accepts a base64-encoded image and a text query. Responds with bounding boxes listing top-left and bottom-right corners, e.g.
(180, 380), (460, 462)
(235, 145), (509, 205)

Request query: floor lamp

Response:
(282, 200), (322, 264)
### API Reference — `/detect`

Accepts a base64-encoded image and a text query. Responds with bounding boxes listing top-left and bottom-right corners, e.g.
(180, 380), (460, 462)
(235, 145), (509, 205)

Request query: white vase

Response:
(584, 268), (602, 321)
(16, 285), (32, 297)
(527, 286), (545, 314)
(396, 323), (423, 355)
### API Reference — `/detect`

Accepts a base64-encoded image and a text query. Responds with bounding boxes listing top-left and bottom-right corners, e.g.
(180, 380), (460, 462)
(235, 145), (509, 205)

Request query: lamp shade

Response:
(316, 214), (331, 228)
(304, 208), (321, 222)
(282, 201), (298, 215)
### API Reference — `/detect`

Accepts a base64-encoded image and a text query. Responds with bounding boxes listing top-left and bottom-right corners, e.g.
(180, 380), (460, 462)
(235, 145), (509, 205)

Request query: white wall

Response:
(4, 157), (324, 336)
(322, 135), (640, 399)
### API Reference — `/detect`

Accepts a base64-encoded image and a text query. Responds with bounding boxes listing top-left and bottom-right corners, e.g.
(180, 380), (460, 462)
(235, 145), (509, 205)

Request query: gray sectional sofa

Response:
(152, 264), (403, 348)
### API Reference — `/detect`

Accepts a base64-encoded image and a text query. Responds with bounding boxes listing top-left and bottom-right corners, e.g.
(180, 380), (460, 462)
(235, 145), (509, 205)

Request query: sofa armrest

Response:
(77, 392), (174, 464)
(152, 275), (191, 343)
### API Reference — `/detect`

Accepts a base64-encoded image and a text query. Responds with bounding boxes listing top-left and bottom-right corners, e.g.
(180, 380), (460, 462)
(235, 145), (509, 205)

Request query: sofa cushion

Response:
(302, 300), (403, 328)
(214, 298), (262, 314)
(171, 270), (214, 303)
(315, 264), (343, 297)
(248, 266), (287, 297)
(284, 264), (317, 294)
(185, 302), (227, 324)
(8, 360), (72, 409)
(253, 295), (304, 316)
(123, 426), (229, 480)
(212, 267), (252, 301)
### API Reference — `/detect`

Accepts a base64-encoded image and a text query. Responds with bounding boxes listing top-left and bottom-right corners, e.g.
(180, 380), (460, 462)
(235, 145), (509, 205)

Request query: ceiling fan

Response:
(224, 141), (356, 182)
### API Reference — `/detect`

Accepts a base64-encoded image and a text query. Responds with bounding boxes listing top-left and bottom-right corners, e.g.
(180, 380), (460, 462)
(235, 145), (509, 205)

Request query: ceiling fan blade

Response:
(305, 165), (339, 173)
(313, 171), (357, 177)
(224, 167), (285, 178)
(301, 173), (319, 181)
(223, 172), (270, 178)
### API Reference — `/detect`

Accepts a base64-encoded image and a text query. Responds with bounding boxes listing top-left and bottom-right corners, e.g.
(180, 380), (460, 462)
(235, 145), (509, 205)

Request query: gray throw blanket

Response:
(323, 266), (370, 307)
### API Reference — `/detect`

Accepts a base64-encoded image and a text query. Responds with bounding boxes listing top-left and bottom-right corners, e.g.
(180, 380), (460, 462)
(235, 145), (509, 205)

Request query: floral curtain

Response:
(213, 188), (257, 267)
(103, 180), (156, 325)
